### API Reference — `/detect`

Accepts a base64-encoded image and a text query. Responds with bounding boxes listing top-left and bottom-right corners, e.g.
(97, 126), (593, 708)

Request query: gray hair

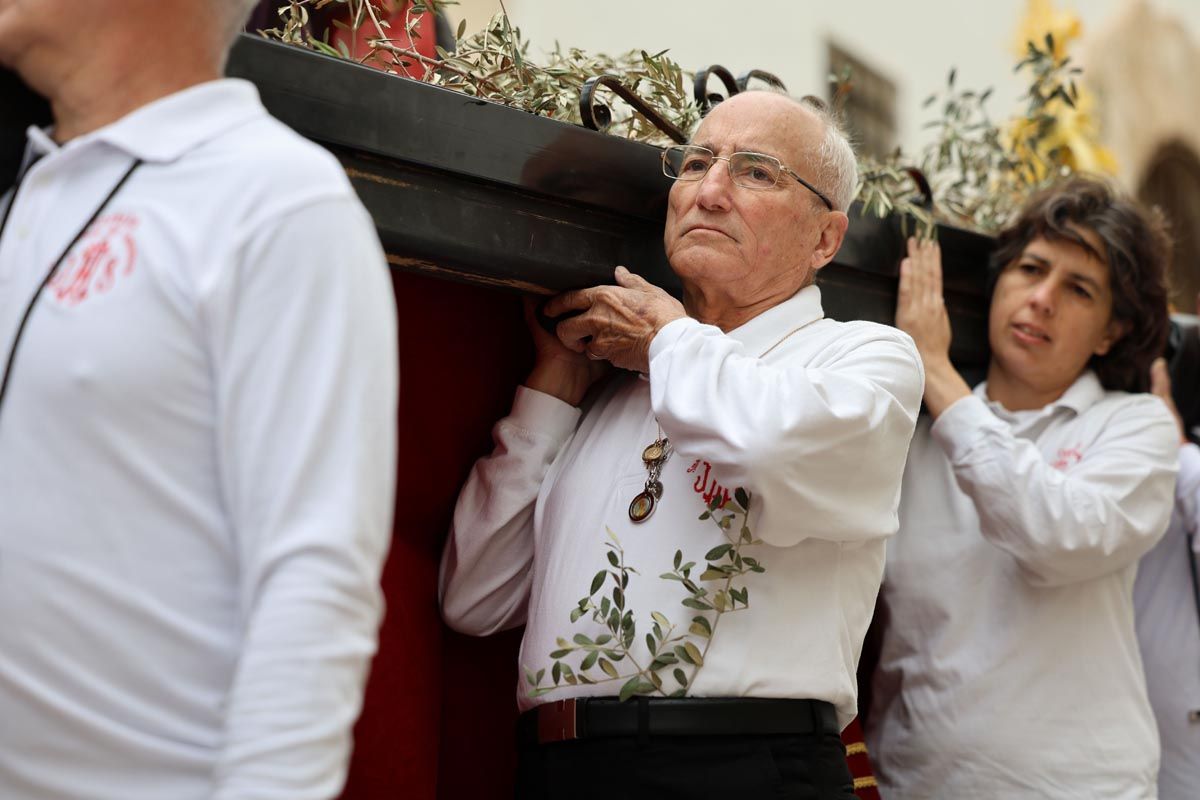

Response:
(795, 95), (858, 213)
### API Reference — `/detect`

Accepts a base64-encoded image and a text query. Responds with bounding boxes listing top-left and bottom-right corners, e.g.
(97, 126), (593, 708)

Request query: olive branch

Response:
(264, 5), (1108, 235)
(855, 33), (1099, 236)
(527, 487), (765, 702)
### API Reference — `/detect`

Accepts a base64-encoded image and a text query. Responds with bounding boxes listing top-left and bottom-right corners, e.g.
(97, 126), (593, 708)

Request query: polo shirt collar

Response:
(976, 369), (1106, 420)
(26, 79), (265, 164)
(724, 284), (825, 356)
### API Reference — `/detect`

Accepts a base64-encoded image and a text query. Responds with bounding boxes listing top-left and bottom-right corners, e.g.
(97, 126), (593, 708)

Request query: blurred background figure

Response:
(1137, 303), (1200, 800)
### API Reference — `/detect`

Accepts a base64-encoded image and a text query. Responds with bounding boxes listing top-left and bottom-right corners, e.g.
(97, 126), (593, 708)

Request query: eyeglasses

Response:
(661, 144), (834, 211)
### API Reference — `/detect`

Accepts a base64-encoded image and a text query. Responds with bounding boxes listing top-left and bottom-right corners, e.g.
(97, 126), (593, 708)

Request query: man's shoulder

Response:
(199, 113), (353, 200)
(809, 317), (919, 354)
(796, 318), (924, 399)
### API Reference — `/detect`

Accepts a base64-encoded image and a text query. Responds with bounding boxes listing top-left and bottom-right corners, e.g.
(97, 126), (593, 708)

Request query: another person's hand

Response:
(894, 236), (969, 417)
(545, 266), (686, 374)
(522, 296), (608, 406)
(895, 237), (952, 366)
(1150, 357), (1187, 444)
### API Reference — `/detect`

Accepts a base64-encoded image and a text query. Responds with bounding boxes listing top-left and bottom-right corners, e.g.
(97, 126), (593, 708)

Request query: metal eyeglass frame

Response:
(661, 145), (835, 211)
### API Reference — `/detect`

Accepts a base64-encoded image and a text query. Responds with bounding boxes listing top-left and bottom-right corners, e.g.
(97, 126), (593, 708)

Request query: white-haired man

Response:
(440, 91), (924, 799)
(0, 1), (397, 799)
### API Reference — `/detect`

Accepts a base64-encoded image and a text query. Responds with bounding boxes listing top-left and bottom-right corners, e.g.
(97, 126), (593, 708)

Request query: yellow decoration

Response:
(1008, 0), (1117, 178)
(1013, 0), (1081, 58)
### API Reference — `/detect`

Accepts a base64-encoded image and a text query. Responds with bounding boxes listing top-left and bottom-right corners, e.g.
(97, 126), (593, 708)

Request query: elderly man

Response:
(440, 91), (923, 799)
(0, 2), (397, 799)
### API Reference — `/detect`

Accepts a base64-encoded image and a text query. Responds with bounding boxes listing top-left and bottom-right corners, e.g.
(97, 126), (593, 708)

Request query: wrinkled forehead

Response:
(690, 95), (818, 164)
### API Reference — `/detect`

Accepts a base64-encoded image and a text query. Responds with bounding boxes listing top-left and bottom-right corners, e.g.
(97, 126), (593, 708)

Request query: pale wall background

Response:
(449, 0), (1198, 155)
(448, 0), (1200, 303)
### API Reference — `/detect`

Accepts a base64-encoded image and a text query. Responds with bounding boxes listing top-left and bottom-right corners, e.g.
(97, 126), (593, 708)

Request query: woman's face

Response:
(987, 228), (1128, 403)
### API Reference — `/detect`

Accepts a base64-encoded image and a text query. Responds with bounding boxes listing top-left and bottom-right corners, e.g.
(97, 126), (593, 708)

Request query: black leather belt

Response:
(518, 697), (839, 744)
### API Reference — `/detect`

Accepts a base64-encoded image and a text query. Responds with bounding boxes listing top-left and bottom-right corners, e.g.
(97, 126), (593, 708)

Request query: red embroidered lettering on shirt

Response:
(688, 459), (731, 509)
(1051, 446), (1084, 470)
(48, 212), (140, 307)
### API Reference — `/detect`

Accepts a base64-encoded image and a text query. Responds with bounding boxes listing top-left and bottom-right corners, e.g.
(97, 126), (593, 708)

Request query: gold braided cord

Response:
(844, 741), (869, 756)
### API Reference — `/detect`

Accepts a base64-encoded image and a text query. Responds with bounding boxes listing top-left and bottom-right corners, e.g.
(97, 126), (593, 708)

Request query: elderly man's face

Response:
(663, 93), (835, 311)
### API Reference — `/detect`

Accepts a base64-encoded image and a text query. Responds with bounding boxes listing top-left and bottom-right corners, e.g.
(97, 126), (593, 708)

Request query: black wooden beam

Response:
(235, 36), (998, 370)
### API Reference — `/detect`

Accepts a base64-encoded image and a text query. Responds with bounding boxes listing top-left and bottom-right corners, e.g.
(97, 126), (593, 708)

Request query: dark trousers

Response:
(515, 730), (856, 800)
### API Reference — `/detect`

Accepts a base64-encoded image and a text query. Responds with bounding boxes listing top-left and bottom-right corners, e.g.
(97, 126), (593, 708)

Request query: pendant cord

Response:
(0, 158), (143, 423)
(757, 319), (818, 359)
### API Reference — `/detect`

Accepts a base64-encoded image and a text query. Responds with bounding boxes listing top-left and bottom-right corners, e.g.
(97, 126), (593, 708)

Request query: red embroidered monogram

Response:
(687, 459), (731, 509)
(47, 212), (140, 306)
(1052, 446), (1084, 470)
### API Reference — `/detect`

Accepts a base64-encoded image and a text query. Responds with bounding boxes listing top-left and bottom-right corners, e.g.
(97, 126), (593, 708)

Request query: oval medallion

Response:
(642, 443), (665, 463)
(629, 490), (656, 522)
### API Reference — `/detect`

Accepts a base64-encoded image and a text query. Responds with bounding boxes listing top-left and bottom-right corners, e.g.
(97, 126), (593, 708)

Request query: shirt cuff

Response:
(929, 394), (1003, 464)
(648, 316), (701, 363)
(511, 385), (582, 443)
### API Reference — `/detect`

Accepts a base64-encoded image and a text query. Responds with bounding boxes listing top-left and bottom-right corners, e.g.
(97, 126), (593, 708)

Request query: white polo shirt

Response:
(869, 374), (1178, 799)
(1134, 441), (1200, 800)
(440, 285), (924, 727)
(0, 80), (398, 800)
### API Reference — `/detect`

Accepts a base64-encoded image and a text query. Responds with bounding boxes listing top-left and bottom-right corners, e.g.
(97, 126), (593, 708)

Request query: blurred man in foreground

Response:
(0, 2), (398, 798)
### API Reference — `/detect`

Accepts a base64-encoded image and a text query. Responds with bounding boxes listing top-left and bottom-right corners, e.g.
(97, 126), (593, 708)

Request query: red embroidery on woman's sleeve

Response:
(1051, 446), (1084, 470)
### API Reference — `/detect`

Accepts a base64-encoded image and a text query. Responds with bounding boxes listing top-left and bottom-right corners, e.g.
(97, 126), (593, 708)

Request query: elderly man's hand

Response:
(545, 266), (687, 374)
(522, 296), (609, 407)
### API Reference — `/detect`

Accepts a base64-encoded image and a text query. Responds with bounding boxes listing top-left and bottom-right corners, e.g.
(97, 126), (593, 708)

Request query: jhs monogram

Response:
(687, 459), (731, 509)
(48, 212), (140, 307)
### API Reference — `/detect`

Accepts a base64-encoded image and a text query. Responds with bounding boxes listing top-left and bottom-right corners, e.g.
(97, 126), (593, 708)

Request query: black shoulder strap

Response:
(0, 158), (144, 422)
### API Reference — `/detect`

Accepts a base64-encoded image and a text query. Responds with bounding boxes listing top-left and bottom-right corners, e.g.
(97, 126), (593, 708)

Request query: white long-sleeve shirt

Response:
(868, 374), (1179, 799)
(440, 285), (924, 726)
(0, 80), (398, 800)
(1135, 441), (1200, 800)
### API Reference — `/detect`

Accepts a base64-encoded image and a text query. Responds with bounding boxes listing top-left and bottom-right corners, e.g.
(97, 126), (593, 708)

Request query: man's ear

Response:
(810, 211), (850, 274)
(1095, 318), (1132, 356)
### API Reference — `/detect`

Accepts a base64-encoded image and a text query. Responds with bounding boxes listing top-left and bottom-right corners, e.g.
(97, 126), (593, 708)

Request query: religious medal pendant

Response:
(629, 488), (656, 522)
(630, 436), (670, 523)
(641, 441), (665, 463)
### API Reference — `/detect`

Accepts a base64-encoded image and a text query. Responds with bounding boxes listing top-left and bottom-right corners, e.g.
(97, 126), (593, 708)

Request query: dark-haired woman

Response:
(866, 176), (1179, 798)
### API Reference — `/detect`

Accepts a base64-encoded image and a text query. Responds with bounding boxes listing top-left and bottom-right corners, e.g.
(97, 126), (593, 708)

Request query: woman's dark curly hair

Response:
(989, 176), (1171, 393)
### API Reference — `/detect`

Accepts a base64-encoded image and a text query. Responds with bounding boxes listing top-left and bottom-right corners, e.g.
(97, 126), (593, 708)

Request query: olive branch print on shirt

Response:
(527, 487), (765, 701)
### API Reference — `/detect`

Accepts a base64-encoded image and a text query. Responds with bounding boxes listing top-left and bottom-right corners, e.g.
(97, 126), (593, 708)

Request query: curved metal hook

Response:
(579, 75), (687, 144)
(736, 69), (787, 93)
(692, 65), (739, 114)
